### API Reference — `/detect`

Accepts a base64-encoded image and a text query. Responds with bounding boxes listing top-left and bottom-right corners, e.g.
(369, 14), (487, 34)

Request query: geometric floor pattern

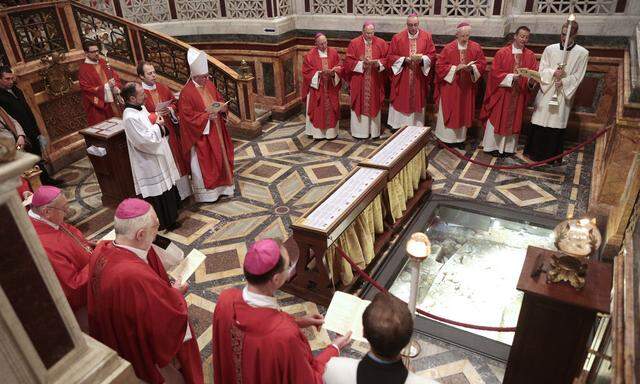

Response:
(54, 114), (594, 384)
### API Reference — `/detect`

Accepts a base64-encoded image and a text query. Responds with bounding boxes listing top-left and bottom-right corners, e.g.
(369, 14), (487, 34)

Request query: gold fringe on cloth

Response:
(325, 194), (384, 286)
(388, 147), (428, 221)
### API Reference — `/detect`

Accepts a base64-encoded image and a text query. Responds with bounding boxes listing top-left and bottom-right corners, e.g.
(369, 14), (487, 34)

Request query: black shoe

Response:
(166, 221), (182, 231)
(41, 175), (64, 186)
(454, 142), (466, 150)
(486, 150), (500, 157)
(499, 152), (515, 158)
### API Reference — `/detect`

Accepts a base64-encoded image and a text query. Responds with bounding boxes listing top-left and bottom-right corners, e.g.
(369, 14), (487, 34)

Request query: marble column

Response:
(0, 152), (137, 383)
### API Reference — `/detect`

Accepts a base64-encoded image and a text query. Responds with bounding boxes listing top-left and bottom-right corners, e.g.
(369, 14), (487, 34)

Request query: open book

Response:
(323, 291), (371, 343)
(206, 100), (231, 114)
(515, 67), (541, 83)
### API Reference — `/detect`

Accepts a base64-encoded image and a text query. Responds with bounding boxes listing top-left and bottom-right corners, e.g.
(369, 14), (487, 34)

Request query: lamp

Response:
(549, 218), (601, 289)
(401, 232), (431, 363)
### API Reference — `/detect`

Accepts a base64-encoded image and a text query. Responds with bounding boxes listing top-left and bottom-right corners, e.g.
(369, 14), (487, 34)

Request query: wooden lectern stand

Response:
(79, 118), (135, 207)
(503, 246), (612, 384)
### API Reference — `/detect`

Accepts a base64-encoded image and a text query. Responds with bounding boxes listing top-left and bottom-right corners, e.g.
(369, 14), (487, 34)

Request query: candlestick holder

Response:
(401, 232), (431, 367)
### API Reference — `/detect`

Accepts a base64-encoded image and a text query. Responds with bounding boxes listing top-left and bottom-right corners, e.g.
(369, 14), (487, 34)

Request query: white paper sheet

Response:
(168, 249), (206, 285)
(323, 291), (371, 343)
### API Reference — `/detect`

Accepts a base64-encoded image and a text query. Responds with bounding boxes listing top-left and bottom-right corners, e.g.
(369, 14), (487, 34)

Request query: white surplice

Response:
(141, 81), (191, 200)
(305, 49), (340, 139)
(122, 105), (179, 198)
(387, 30), (431, 130)
(482, 45), (522, 154)
(188, 80), (235, 203)
(434, 42), (481, 144)
(350, 55), (385, 139)
(531, 43), (589, 129)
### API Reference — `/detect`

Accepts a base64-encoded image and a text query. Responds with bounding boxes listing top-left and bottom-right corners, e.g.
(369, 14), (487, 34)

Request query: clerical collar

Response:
(141, 82), (156, 91)
(367, 352), (399, 365)
(28, 209), (59, 230)
(124, 103), (142, 111)
(559, 41), (576, 51)
(457, 41), (468, 50)
(242, 286), (279, 310)
(113, 241), (148, 263)
(84, 58), (99, 65)
(318, 49), (328, 58)
(407, 30), (419, 40)
(512, 44), (523, 54)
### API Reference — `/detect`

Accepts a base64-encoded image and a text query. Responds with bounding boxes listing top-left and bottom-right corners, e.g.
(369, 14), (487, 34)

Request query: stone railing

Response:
(0, 1), (259, 170)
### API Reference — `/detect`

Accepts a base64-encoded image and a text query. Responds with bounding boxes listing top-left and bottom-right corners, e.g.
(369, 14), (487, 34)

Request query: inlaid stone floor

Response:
(55, 114), (594, 384)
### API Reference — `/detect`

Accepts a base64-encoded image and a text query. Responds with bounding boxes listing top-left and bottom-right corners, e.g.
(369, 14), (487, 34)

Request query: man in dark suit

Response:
(0, 66), (62, 185)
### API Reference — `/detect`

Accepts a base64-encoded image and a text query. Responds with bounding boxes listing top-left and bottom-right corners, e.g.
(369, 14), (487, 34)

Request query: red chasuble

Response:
(386, 29), (436, 115)
(344, 36), (388, 118)
(178, 80), (234, 190)
(143, 83), (190, 175)
(212, 289), (339, 384)
(301, 47), (342, 130)
(480, 45), (538, 136)
(78, 59), (121, 126)
(435, 40), (487, 129)
(88, 242), (203, 384)
(31, 218), (92, 310)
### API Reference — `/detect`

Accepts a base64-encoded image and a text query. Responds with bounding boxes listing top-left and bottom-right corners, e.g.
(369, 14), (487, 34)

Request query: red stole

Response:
(387, 29), (436, 114)
(435, 40), (487, 129)
(78, 58), (121, 126)
(30, 218), (92, 310)
(301, 47), (341, 130)
(88, 241), (203, 384)
(143, 83), (190, 175)
(344, 36), (388, 118)
(212, 288), (339, 384)
(177, 80), (234, 189)
(480, 45), (538, 135)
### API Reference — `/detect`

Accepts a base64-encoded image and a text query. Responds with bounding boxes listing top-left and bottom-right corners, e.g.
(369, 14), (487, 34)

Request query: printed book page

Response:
(323, 291), (371, 343)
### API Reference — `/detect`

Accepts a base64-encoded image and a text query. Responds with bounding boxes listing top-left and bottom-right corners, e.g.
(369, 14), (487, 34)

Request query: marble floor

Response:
(55, 115), (594, 384)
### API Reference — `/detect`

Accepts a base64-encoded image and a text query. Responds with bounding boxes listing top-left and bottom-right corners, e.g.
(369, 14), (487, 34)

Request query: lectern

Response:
(79, 118), (135, 207)
(503, 246), (612, 384)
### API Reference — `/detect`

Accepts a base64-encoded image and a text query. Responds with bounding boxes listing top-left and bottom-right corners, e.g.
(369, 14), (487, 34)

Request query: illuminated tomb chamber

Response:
(368, 200), (559, 360)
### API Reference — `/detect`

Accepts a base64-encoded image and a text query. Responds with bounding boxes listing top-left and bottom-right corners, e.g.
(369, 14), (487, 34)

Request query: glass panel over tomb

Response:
(389, 206), (556, 345)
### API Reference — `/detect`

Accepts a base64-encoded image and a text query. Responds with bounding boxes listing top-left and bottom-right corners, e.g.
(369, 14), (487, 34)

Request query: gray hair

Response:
(114, 209), (154, 240)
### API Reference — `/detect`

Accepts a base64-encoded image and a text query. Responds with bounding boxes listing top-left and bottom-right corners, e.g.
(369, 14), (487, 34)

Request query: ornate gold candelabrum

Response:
(549, 218), (602, 289)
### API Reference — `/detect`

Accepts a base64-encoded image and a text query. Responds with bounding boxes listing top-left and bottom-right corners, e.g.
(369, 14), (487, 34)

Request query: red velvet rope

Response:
(434, 125), (611, 170)
(335, 246), (517, 332)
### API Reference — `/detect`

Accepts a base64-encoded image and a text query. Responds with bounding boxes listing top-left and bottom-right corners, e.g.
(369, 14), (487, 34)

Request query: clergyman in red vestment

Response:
(302, 33), (342, 140)
(137, 61), (192, 200)
(178, 48), (234, 203)
(344, 22), (388, 139)
(212, 238), (352, 384)
(29, 186), (94, 331)
(78, 43), (122, 126)
(88, 199), (203, 384)
(434, 22), (487, 147)
(387, 14), (436, 130)
(480, 26), (538, 157)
